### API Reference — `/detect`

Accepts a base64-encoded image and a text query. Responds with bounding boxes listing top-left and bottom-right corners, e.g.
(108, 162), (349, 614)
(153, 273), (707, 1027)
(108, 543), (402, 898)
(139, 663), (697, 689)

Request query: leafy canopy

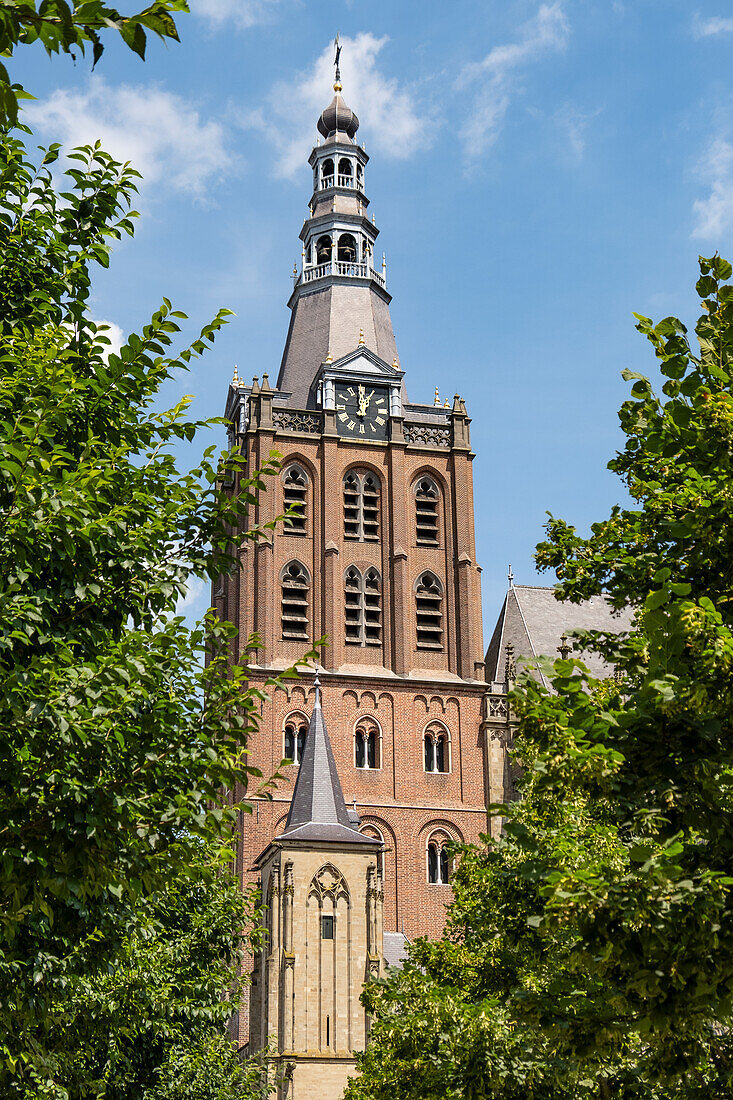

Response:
(347, 256), (733, 1099)
(0, 128), (304, 1096)
(0, 0), (188, 125)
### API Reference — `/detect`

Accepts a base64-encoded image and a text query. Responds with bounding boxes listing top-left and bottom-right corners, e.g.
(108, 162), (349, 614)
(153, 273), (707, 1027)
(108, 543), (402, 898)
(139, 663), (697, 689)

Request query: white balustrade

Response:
(319, 175), (359, 190)
(300, 262), (386, 288)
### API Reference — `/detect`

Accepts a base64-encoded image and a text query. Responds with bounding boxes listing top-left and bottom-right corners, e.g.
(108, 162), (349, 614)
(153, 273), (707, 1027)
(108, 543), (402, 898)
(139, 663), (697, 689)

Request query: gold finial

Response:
(444, 399), (450, 408)
(372, 213), (375, 225)
(232, 363), (240, 385)
(392, 356), (399, 369)
(292, 262), (298, 276)
(358, 328), (365, 346)
(325, 352), (333, 364)
(434, 387), (440, 406)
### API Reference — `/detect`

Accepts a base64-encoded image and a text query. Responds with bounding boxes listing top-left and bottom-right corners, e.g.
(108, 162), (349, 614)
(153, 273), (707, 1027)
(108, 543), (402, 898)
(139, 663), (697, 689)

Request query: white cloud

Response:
(246, 32), (432, 179)
(693, 14), (733, 38)
(553, 102), (601, 159)
(94, 319), (124, 357)
(25, 78), (234, 196)
(190, 0), (283, 29)
(455, 2), (570, 161)
(692, 136), (733, 238)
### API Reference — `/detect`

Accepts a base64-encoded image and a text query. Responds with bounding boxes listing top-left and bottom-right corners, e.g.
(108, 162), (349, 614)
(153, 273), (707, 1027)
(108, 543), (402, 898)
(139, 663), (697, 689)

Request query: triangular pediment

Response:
(327, 346), (402, 379)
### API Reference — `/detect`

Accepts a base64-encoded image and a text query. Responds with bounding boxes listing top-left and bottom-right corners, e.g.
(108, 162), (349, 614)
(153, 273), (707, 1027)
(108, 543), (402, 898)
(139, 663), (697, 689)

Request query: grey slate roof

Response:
(383, 931), (409, 970)
(277, 283), (400, 408)
(485, 584), (636, 688)
(280, 677), (374, 846)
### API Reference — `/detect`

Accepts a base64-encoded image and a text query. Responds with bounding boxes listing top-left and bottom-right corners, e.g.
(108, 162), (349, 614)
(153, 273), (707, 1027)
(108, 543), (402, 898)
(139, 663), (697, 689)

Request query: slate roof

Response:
(279, 675), (374, 846)
(485, 584), (636, 688)
(383, 931), (409, 970)
(277, 283), (400, 408)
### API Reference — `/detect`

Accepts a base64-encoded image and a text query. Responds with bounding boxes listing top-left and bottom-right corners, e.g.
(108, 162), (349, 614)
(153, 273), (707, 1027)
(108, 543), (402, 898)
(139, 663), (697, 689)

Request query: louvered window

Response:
(343, 470), (380, 541)
(345, 567), (382, 646)
(415, 571), (443, 649)
(415, 478), (439, 545)
(283, 465), (307, 534)
(281, 561), (309, 640)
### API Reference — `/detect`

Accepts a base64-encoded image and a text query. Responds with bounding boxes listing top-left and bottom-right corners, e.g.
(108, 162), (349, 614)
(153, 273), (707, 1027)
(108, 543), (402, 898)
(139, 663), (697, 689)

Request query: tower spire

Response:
(280, 669), (373, 844)
(275, 53), (400, 407)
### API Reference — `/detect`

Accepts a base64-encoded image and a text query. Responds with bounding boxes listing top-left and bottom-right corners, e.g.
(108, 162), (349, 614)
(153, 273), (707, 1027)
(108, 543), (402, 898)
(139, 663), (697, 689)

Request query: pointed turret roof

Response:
(279, 671), (374, 845)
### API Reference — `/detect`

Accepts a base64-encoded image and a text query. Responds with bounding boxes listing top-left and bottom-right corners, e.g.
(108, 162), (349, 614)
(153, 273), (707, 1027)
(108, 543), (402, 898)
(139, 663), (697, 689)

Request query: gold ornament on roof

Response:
(434, 387), (441, 406)
(232, 364), (240, 385)
(358, 328), (365, 346)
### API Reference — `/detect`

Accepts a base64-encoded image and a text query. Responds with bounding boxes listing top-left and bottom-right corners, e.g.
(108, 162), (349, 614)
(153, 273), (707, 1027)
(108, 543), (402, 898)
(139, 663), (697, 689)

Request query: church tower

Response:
(218, 53), (487, 1037)
(249, 671), (384, 1099)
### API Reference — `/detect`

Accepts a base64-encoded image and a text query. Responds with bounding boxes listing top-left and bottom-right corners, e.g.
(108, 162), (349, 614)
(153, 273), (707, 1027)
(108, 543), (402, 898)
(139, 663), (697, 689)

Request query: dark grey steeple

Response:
(280, 671), (374, 844)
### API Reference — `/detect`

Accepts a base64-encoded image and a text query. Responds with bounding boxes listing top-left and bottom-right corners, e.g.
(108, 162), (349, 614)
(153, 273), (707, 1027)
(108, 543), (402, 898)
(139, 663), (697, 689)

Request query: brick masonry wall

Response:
(220, 417), (488, 1046)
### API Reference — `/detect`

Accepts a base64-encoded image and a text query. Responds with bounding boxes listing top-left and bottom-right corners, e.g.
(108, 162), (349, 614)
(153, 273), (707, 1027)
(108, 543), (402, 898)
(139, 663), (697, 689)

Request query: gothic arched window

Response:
(427, 833), (451, 884)
(343, 470), (380, 541)
(415, 571), (443, 649)
(355, 717), (380, 769)
(415, 477), (439, 545)
(337, 232), (357, 263)
(283, 464), (308, 534)
(284, 713), (308, 764)
(281, 561), (310, 640)
(345, 566), (382, 647)
(423, 721), (450, 774)
(316, 234), (332, 264)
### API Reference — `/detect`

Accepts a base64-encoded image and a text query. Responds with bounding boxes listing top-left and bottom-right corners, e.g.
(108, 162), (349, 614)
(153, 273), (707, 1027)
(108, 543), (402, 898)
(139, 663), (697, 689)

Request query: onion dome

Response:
(317, 85), (359, 140)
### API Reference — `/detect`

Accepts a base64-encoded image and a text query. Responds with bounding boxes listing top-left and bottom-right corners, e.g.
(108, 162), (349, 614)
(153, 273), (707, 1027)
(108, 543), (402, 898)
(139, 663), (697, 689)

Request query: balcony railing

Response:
(300, 261), (386, 288)
(319, 174), (360, 190)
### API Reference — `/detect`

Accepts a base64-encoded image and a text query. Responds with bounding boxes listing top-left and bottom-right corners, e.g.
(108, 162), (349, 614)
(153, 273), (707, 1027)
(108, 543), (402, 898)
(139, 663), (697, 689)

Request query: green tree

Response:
(0, 130), (303, 1096)
(59, 848), (272, 1100)
(347, 256), (733, 1099)
(0, 0), (188, 125)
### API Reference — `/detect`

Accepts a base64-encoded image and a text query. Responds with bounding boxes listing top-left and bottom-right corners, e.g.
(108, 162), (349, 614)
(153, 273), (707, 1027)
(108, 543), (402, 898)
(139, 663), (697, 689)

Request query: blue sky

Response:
(12, 1), (733, 639)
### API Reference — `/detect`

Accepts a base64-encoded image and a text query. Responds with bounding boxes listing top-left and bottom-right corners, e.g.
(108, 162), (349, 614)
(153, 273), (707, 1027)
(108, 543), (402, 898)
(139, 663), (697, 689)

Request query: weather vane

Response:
(334, 32), (342, 89)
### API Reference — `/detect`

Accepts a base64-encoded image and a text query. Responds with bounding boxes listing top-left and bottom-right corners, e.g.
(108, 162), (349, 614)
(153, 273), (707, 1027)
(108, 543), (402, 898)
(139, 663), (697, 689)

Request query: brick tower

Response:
(218, 56), (487, 1036)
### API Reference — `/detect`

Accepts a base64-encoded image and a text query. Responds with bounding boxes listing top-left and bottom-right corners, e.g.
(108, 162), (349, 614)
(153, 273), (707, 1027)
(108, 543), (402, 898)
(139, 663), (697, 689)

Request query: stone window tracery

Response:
(345, 566), (382, 646)
(415, 571), (443, 648)
(426, 831), (451, 884)
(423, 721), (450, 774)
(284, 713), (308, 764)
(343, 470), (380, 541)
(280, 561), (310, 640)
(283, 464), (308, 534)
(354, 716), (380, 769)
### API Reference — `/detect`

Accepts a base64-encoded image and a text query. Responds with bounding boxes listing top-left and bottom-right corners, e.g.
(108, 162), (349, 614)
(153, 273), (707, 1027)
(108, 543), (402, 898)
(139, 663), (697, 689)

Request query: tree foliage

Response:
(0, 0), (188, 125)
(58, 848), (271, 1100)
(0, 129), (299, 1096)
(347, 256), (733, 1099)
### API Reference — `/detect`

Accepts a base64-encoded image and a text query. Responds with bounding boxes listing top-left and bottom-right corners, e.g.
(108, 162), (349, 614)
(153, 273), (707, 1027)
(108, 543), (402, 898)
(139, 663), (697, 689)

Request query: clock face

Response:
(334, 382), (389, 439)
